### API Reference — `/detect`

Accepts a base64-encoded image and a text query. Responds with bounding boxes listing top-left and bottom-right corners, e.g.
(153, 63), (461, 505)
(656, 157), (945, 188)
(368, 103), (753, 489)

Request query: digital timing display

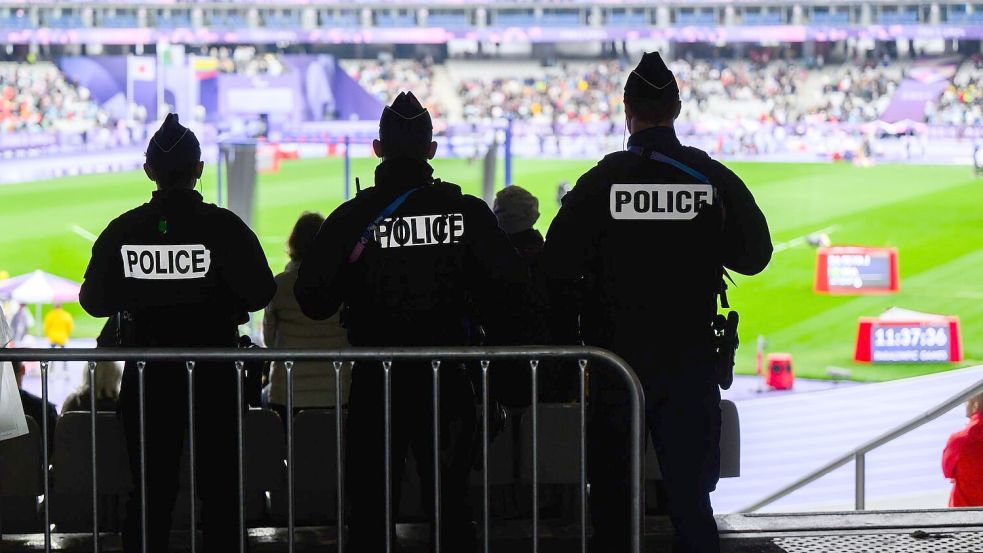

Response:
(870, 324), (951, 363)
(826, 252), (892, 291)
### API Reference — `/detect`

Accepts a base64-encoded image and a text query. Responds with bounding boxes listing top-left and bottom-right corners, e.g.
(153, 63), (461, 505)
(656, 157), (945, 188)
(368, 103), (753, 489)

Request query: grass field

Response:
(1, 156), (981, 381)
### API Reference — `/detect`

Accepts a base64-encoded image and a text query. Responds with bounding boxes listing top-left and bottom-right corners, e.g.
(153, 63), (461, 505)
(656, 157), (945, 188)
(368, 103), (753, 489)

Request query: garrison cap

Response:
(149, 113), (199, 157)
(624, 51), (679, 100)
(379, 91), (433, 158)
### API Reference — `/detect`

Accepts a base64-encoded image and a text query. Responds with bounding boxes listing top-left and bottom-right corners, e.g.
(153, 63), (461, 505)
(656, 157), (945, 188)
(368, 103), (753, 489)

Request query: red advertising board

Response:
(814, 246), (899, 294)
(855, 316), (963, 363)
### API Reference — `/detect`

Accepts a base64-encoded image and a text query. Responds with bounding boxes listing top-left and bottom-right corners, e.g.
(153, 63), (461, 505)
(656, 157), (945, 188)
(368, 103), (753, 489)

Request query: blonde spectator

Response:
(264, 212), (351, 422)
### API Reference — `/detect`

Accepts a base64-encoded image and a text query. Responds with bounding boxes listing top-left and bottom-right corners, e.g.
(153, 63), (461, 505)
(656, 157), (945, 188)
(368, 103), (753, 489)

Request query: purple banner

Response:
(880, 80), (951, 124)
(6, 23), (983, 45)
(57, 56), (158, 120)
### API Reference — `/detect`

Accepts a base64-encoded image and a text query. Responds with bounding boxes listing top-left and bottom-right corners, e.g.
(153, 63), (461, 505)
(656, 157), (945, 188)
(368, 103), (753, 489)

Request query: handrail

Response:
(0, 345), (646, 553)
(741, 373), (983, 513)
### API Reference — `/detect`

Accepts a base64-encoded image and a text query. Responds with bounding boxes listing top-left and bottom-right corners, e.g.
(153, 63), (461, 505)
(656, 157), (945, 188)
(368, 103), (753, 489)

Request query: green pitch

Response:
(1, 157), (980, 382)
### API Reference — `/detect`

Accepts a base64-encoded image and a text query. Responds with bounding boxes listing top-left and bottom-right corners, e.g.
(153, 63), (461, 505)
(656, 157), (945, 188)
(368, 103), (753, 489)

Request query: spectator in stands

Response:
(943, 392), (983, 507)
(43, 303), (73, 347)
(60, 321), (122, 414)
(493, 185), (543, 262)
(264, 211), (351, 422)
(9, 302), (33, 344)
(13, 361), (57, 456)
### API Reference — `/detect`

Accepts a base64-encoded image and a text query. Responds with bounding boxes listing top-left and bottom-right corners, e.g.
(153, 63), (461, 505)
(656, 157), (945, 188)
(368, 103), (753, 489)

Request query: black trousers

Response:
(346, 361), (477, 552)
(588, 363), (721, 553)
(118, 361), (242, 553)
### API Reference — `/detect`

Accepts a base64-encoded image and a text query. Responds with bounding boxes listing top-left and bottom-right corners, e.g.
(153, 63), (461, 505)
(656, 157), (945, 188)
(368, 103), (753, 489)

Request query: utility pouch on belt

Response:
(713, 310), (739, 390)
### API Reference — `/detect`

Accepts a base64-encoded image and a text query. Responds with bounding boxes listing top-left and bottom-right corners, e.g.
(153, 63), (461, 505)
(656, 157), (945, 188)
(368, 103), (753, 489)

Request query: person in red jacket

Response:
(943, 392), (983, 507)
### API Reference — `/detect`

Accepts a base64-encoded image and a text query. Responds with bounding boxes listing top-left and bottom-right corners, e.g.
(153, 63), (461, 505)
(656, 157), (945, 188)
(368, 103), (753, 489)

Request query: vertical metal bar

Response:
(627, 362), (645, 553)
(578, 359), (588, 553)
(235, 360), (246, 553)
(88, 361), (100, 552)
(186, 361), (197, 553)
(480, 360), (490, 553)
(334, 361), (345, 553)
(285, 361), (296, 553)
(855, 452), (866, 511)
(137, 360), (148, 553)
(431, 360), (441, 553)
(383, 360), (393, 553)
(40, 361), (51, 553)
(530, 359), (539, 553)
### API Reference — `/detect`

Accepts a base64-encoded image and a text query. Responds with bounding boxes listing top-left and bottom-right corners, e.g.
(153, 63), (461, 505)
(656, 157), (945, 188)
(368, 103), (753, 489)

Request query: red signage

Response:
(855, 317), (963, 363)
(815, 246), (899, 294)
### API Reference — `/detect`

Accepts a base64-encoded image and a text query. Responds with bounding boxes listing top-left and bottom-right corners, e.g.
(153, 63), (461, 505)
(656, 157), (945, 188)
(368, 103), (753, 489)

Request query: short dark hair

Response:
(288, 211), (326, 261)
(624, 93), (679, 125)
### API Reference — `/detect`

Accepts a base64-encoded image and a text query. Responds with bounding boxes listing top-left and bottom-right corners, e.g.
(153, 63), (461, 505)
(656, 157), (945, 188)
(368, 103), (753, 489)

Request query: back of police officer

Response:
(295, 92), (528, 552)
(80, 114), (276, 553)
(541, 53), (772, 553)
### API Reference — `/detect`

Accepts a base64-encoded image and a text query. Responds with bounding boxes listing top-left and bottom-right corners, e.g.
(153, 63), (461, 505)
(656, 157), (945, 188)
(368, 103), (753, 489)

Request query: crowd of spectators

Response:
(210, 46), (287, 76)
(0, 62), (108, 134)
(341, 56), (445, 121)
(927, 56), (983, 127)
(457, 60), (624, 125)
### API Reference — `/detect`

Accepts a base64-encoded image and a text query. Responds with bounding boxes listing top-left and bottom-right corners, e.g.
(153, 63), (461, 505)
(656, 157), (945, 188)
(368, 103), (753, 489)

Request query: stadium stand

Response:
(0, 62), (113, 133)
(320, 10), (360, 28)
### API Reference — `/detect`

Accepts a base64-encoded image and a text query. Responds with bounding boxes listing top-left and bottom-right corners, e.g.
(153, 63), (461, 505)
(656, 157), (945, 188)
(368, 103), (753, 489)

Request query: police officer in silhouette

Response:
(295, 92), (528, 552)
(80, 114), (276, 552)
(541, 53), (772, 553)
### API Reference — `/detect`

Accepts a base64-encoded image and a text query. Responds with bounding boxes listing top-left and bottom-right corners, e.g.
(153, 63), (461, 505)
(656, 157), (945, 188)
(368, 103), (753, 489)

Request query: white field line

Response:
(71, 224), (97, 243)
(773, 225), (840, 254)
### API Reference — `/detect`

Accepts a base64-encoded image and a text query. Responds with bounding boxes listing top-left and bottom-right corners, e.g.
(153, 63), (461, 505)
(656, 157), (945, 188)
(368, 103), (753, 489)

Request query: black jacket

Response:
(295, 157), (529, 348)
(80, 188), (275, 347)
(541, 127), (772, 384)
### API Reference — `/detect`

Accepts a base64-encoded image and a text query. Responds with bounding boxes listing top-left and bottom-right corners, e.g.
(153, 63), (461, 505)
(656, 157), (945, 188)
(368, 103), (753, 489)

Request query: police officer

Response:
(295, 92), (528, 552)
(541, 53), (772, 553)
(79, 114), (276, 552)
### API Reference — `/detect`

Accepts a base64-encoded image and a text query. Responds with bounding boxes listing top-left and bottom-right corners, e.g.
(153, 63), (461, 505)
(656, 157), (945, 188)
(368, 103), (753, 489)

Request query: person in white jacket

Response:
(264, 212), (351, 423)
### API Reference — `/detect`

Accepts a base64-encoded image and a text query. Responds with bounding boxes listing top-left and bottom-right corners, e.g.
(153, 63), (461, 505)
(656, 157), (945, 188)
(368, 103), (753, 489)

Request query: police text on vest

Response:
(374, 214), (465, 249)
(121, 245), (211, 280)
(610, 184), (713, 220)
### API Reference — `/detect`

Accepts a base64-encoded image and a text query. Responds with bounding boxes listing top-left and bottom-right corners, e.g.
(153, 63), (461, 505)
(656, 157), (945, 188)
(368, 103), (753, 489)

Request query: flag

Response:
(128, 55), (156, 81)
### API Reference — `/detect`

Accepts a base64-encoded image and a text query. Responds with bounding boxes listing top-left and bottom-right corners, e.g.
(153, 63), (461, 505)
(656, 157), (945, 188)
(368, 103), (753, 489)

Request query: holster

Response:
(712, 311), (739, 390)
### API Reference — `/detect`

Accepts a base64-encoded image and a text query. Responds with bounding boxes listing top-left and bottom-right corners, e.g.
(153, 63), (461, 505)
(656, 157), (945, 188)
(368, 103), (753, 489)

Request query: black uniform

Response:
(542, 126), (771, 553)
(295, 156), (528, 551)
(80, 187), (275, 552)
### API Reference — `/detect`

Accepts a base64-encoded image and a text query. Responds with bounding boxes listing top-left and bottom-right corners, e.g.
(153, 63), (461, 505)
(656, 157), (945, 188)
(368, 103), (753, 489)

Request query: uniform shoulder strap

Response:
(348, 187), (421, 263)
(626, 146), (711, 184)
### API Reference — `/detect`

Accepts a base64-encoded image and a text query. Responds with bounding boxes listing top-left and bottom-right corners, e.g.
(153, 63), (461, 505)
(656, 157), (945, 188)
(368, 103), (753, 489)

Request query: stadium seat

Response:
(0, 416), (44, 532)
(51, 412), (130, 532)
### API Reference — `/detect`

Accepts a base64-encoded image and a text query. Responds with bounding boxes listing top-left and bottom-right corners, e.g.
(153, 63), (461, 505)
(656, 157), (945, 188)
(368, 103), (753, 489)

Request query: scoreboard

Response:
(815, 246), (899, 294)
(855, 317), (963, 364)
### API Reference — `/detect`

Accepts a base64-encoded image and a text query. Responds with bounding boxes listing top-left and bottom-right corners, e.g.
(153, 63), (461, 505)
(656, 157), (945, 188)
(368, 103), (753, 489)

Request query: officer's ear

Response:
(623, 100), (635, 134)
(672, 99), (682, 121)
(372, 139), (384, 159)
(195, 161), (204, 179)
(427, 141), (437, 160)
(143, 162), (156, 183)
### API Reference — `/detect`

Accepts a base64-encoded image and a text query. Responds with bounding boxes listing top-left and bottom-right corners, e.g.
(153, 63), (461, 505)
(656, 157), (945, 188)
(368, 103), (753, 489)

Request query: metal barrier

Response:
(741, 373), (983, 513)
(0, 346), (645, 553)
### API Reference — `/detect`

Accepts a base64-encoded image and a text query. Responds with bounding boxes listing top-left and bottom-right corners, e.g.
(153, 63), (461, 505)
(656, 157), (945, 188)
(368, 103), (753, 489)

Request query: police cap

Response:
(624, 51), (679, 101)
(146, 113), (201, 188)
(378, 91), (433, 159)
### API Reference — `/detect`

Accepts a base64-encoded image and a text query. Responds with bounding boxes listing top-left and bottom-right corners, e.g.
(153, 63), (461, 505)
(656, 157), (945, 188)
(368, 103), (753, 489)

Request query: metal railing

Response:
(741, 373), (983, 513)
(0, 346), (646, 553)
